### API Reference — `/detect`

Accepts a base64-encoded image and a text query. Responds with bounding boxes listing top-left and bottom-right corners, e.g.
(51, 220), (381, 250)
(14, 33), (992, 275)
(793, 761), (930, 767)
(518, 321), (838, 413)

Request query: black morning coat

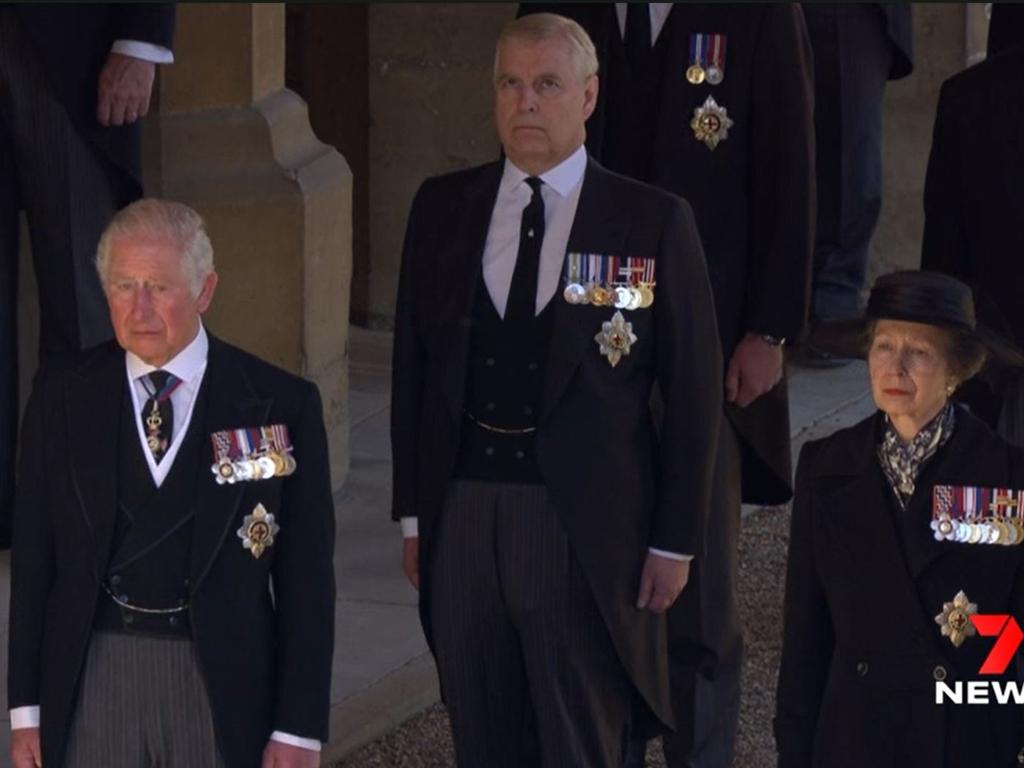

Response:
(12, 3), (176, 191)
(921, 45), (1024, 423)
(8, 336), (336, 768)
(520, 2), (816, 505)
(776, 407), (1024, 768)
(390, 157), (724, 731)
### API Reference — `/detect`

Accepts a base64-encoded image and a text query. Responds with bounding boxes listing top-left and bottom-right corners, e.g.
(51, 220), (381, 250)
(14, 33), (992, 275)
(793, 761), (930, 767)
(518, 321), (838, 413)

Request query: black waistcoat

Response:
(94, 380), (207, 638)
(454, 280), (556, 483)
(602, 13), (672, 184)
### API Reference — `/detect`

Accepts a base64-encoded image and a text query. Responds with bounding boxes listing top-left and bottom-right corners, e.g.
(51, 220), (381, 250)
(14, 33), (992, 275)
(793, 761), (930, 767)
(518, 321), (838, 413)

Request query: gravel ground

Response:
(335, 503), (792, 768)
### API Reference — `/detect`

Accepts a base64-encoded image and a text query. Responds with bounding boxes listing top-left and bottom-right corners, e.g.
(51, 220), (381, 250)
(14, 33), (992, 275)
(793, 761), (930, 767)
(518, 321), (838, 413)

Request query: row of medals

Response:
(563, 281), (655, 310)
(933, 515), (1024, 546)
(212, 450), (296, 485)
(686, 63), (723, 86)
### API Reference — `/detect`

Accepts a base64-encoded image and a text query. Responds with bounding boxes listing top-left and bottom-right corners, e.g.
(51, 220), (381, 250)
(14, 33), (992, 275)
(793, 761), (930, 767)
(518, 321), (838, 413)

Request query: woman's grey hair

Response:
(495, 13), (599, 83)
(95, 199), (214, 297)
(864, 320), (988, 385)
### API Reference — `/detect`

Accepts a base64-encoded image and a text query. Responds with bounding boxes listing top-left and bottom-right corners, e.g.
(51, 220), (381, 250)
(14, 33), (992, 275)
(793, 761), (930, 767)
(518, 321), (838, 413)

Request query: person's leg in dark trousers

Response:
(0, 9), (125, 542)
(430, 480), (633, 767)
(661, 419), (743, 768)
(805, 3), (893, 324)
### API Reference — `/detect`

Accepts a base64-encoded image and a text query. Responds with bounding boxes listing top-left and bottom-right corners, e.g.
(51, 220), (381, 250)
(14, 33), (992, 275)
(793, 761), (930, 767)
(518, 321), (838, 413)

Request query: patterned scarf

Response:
(877, 401), (956, 508)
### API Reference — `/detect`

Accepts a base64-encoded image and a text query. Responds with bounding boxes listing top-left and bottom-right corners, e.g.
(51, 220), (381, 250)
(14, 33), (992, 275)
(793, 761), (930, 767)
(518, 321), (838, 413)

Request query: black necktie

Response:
(140, 370), (179, 464)
(505, 177), (545, 326)
(624, 3), (653, 73)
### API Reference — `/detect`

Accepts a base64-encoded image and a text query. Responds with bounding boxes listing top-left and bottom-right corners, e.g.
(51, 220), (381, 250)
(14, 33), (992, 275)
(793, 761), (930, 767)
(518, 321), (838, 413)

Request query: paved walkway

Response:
(0, 328), (877, 765)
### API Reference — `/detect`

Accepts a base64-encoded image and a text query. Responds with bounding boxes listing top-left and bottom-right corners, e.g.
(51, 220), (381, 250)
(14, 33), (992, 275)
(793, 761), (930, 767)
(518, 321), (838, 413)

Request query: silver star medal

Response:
(594, 311), (638, 368)
(934, 590), (978, 648)
(237, 503), (280, 559)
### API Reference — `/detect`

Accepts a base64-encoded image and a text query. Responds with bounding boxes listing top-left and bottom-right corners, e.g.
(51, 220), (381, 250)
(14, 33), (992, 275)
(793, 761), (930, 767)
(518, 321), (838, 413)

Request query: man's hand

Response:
(11, 727), (41, 768)
(724, 332), (784, 408)
(262, 740), (319, 768)
(402, 537), (419, 590)
(636, 552), (690, 614)
(96, 53), (156, 127)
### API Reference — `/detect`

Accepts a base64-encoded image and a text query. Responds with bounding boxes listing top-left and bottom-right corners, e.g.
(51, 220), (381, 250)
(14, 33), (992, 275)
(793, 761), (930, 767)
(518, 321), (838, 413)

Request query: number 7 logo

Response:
(970, 615), (1024, 675)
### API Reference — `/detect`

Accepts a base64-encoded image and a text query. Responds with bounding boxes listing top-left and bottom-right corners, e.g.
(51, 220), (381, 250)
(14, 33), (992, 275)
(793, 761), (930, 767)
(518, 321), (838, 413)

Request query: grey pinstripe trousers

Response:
(64, 632), (226, 768)
(429, 481), (633, 768)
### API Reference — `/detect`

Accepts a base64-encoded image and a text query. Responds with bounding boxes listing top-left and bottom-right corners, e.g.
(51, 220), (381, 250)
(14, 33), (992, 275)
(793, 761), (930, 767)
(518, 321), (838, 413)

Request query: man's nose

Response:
(131, 287), (153, 317)
(518, 86), (539, 112)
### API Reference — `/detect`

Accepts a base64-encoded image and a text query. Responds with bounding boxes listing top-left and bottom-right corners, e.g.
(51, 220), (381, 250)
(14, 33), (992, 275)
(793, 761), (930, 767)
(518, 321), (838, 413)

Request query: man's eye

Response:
(539, 78), (559, 90)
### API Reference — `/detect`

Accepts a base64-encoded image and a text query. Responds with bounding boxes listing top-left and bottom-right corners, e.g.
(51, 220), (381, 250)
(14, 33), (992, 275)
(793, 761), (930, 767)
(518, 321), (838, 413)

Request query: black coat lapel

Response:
(189, 336), (272, 593)
(439, 164), (503, 423)
(65, 343), (125, 579)
(541, 160), (626, 419)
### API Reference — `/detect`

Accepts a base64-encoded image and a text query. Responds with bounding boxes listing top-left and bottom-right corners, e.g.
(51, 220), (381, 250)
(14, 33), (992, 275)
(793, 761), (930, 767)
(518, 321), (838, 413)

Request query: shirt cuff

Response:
(111, 40), (175, 64)
(270, 731), (321, 752)
(10, 706), (40, 730)
(400, 517), (419, 538)
(648, 547), (693, 562)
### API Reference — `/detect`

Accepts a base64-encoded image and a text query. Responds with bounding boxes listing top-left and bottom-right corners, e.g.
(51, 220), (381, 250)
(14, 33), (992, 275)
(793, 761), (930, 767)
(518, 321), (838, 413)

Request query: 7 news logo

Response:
(936, 613), (1024, 704)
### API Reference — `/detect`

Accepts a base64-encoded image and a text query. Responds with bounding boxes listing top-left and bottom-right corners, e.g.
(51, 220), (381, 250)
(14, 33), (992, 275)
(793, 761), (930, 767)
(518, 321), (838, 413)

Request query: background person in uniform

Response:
(775, 270), (1024, 768)
(7, 200), (335, 768)
(801, 3), (912, 357)
(391, 13), (722, 766)
(921, 9), (1024, 440)
(517, 4), (815, 766)
(0, 3), (175, 547)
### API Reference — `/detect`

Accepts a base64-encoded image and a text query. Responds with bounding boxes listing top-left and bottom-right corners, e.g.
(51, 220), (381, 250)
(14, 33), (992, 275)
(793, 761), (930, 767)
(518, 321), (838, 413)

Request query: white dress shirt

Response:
(11, 324), (320, 752)
(110, 40), (174, 64)
(398, 146), (690, 563)
(615, 3), (674, 45)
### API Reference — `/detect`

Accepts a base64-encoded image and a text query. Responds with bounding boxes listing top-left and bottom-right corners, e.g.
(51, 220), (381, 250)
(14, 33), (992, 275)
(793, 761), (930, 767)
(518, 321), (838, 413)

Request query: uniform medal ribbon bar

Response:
(209, 423), (297, 485)
(562, 253), (656, 309)
(931, 484), (1022, 545)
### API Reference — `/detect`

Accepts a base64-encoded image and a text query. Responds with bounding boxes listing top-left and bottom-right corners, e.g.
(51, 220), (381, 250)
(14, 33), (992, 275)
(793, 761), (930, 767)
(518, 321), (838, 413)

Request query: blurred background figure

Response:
(0, 3), (175, 547)
(921, 2), (1024, 440)
(802, 3), (913, 364)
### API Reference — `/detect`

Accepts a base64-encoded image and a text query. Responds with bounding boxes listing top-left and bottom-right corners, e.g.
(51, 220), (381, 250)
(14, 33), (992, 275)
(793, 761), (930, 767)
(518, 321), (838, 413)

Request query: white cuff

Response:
(10, 706), (40, 730)
(648, 547), (693, 562)
(270, 731), (321, 752)
(111, 40), (175, 64)
(400, 517), (419, 538)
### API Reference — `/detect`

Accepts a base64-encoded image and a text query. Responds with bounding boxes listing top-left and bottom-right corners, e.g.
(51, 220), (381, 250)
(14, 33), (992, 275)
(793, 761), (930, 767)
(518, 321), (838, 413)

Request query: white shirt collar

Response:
(501, 144), (588, 199)
(126, 322), (209, 384)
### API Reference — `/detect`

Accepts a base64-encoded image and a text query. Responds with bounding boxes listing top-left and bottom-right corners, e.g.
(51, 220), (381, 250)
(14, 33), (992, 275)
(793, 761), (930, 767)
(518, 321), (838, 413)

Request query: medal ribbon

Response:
(709, 34), (727, 73)
(689, 33), (707, 70)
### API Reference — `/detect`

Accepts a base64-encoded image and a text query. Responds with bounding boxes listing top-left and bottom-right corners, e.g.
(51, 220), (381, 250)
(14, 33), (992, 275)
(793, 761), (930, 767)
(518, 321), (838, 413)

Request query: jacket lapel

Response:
(65, 344), (125, 580)
(189, 336), (272, 593)
(439, 163), (503, 423)
(541, 160), (626, 419)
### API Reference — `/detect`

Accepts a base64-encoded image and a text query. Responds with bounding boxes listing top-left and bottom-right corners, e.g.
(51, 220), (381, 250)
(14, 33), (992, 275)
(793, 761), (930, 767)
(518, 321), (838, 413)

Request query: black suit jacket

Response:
(880, 3), (914, 80)
(521, 3), (816, 505)
(13, 3), (176, 190)
(391, 158), (723, 729)
(8, 336), (335, 768)
(776, 408), (1024, 768)
(921, 46), (1024, 422)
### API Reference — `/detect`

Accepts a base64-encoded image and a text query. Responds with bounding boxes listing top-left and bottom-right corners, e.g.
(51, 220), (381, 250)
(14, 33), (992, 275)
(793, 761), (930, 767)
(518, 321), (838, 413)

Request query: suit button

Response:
(169, 616), (178, 627)
(855, 661), (869, 677)
(124, 614), (134, 625)
(119, 594), (129, 603)
(515, 450), (525, 460)
(110, 574), (121, 586)
(485, 402), (496, 412)
(485, 357), (496, 367)
(527, 362), (539, 371)
(485, 447), (495, 457)
(933, 665), (948, 682)
(523, 405), (533, 416)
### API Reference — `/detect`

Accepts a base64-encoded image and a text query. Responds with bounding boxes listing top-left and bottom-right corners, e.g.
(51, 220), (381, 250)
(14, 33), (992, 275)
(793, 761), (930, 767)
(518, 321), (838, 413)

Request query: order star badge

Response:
(690, 95), (734, 150)
(237, 503), (280, 559)
(934, 590), (978, 648)
(594, 311), (637, 368)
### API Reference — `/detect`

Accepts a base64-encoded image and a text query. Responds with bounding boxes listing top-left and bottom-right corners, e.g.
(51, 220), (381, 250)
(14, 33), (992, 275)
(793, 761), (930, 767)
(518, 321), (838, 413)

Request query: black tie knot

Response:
(525, 176), (543, 197)
(146, 370), (173, 393)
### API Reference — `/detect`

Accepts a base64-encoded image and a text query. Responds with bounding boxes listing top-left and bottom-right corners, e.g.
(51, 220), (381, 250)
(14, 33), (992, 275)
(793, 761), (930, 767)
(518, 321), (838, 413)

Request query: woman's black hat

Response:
(809, 270), (1024, 366)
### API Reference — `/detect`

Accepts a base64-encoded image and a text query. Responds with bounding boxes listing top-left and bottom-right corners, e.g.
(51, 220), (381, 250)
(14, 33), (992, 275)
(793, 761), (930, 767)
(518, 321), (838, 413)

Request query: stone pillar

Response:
(157, 3), (352, 488)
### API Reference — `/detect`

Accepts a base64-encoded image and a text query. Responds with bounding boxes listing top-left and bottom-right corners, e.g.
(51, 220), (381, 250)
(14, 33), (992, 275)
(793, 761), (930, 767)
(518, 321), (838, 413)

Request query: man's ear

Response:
(582, 74), (599, 121)
(197, 271), (218, 314)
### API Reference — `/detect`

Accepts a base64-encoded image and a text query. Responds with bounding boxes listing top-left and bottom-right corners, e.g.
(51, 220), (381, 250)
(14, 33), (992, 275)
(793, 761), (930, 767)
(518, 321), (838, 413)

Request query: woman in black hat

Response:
(775, 270), (1024, 768)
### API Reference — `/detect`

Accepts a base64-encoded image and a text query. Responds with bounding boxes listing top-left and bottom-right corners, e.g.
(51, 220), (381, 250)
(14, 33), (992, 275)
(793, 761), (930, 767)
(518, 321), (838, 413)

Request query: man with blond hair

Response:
(8, 199), (335, 768)
(392, 13), (721, 765)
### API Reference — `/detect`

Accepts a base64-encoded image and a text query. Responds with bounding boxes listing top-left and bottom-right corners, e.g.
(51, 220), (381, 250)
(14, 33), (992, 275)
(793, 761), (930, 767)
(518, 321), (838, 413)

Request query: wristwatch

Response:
(760, 334), (786, 347)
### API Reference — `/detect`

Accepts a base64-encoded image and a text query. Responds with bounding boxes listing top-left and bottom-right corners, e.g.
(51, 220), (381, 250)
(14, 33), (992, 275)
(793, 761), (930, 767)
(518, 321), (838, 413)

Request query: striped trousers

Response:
(429, 481), (633, 768)
(65, 632), (225, 768)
